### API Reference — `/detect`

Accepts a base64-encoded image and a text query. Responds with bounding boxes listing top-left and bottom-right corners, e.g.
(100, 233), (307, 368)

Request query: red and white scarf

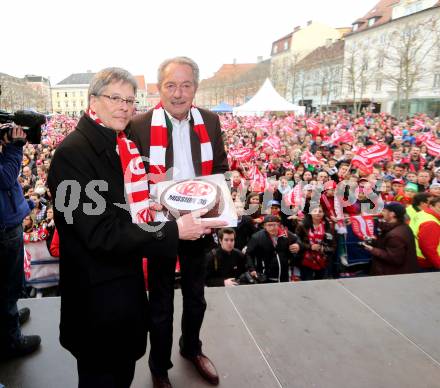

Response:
(308, 222), (325, 245)
(86, 108), (152, 223)
(149, 102), (213, 185)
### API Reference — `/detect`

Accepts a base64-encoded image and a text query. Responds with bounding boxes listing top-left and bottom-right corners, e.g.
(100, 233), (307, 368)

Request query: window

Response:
(65, 92), (68, 97)
(368, 18), (376, 27)
(65, 101), (69, 107)
(375, 78), (382, 91)
(80, 91), (84, 96)
(81, 100), (84, 107)
(57, 102), (60, 108)
(273, 45), (278, 54)
(434, 74), (440, 88)
(56, 92), (59, 98)
(284, 41), (289, 51)
(73, 101), (76, 107)
(353, 23), (359, 31)
(72, 92), (76, 97)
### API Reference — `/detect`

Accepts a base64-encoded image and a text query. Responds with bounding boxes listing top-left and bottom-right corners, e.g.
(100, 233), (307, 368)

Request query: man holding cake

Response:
(129, 57), (228, 388)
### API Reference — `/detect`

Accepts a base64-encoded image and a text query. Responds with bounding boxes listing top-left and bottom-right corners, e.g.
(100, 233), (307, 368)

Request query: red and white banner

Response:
(306, 118), (320, 137)
(328, 130), (354, 145)
(248, 165), (267, 193)
(351, 144), (393, 173)
(301, 150), (321, 166)
(228, 147), (254, 162)
(350, 215), (375, 240)
(425, 138), (440, 157)
(262, 135), (281, 152)
(412, 118), (425, 130)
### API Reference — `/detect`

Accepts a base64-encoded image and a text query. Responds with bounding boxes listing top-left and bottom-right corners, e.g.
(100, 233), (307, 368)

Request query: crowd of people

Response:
(2, 59), (440, 388)
(13, 109), (440, 291)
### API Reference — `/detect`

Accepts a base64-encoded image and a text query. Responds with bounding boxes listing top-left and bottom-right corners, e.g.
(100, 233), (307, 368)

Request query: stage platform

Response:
(1, 273), (440, 387)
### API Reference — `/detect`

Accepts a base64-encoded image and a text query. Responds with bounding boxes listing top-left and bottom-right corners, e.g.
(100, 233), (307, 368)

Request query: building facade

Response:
(341, 0), (440, 116)
(295, 40), (345, 113)
(195, 60), (269, 109)
(51, 72), (95, 117)
(270, 21), (350, 102)
(0, 73), (50, 113)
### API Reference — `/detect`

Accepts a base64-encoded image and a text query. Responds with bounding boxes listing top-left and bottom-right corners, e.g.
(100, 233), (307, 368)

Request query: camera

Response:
(0, 110), (46, 145)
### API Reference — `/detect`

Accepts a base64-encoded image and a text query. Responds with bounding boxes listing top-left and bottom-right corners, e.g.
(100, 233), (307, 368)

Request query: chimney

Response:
(307, 20), (312, 26)
(294, 26), (300, 32)
(257, 56), (263, 63)
(233, 58), (237, 65)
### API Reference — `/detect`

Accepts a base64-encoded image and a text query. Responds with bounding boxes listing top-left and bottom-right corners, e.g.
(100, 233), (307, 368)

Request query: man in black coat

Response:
(246, 215), (301, 282)
(205, 228), (247, 287)
(129, 57), (228, 387)
(48, 67), (222, 388)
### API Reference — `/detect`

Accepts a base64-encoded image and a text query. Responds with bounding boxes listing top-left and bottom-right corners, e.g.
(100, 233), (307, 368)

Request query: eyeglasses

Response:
(95, 94), (137, 106)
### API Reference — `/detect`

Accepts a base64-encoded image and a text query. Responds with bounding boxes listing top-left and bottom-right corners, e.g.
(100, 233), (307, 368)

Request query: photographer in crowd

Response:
(361, 202), (418, 276)
(0, 124), (41, 360)
(205, 228), (247, 287)
(246, 215), (301, 283)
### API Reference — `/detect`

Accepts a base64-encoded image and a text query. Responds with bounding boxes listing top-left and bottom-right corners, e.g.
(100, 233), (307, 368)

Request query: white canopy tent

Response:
(233, 78), (305, 116)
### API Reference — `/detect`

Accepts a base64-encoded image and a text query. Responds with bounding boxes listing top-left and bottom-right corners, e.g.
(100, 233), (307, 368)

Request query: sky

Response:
(1, 0), (378, 85)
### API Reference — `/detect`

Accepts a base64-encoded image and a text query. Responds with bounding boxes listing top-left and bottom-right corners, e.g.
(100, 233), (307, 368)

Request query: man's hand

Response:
(177, 209), (227, 240)
(361, 242), (374, 252)
(289, 243), (300, 254)
(250, 271), (257, 277)
(224, 278), (238, 287)
(2, 125), (26, 146)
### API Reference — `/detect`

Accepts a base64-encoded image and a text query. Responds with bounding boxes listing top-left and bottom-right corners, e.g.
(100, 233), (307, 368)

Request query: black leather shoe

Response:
(152, 374), (173, 388)
(19, 307), (30, 325)
(180, 351), (219, 385)
(0, 335), (41, 361)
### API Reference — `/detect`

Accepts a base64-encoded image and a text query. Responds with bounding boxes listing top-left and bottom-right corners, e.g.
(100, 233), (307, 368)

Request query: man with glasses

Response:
(129, 57), (228, 388)
(48, 67), (224, 388)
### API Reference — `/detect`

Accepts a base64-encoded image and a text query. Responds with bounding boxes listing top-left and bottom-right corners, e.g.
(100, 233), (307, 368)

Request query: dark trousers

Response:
(0, 224), (24, 349)
(301, 265), (326, 281)
(77, 359), (135, 388)
(147, 239), (208, 376)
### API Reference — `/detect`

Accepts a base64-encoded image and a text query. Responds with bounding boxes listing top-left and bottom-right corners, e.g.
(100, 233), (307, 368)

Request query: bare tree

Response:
(344, 42), (373, 115)
(381, 15), (440, 118)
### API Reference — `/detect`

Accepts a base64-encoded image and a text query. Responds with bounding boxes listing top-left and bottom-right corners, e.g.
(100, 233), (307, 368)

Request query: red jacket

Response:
(418, 208), (440, 269)
(49, 228), (59, 257)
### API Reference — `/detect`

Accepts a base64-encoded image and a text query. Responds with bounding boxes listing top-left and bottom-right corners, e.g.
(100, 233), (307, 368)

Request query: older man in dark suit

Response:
(129, 57), (228, 388)
(48, 67), (224, 388)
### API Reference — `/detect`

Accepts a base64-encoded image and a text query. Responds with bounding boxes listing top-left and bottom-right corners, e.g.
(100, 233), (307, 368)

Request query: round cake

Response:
(160, 179), (224, 220)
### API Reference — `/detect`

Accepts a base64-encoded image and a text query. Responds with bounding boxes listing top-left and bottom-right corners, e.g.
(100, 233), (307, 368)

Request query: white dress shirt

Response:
(165, 110), (196, 180)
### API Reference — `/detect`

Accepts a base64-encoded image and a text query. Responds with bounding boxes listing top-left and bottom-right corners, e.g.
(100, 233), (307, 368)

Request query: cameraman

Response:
(205, 228), (247, 287)
(0, 124), (41, 360)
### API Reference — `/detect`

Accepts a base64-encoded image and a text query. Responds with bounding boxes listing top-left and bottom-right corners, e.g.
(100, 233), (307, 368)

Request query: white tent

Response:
(233, 78), (305, 116)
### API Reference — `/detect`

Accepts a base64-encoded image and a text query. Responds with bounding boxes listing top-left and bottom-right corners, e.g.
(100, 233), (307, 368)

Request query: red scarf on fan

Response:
(149, 102), (213, 184)
(308, 222), (325, 245)
(86, 108), (152, 223)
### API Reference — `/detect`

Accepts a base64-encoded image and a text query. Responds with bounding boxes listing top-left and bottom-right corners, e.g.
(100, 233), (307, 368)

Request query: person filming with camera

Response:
(205, 228), (247, 287)
(361, 202), (418, 276)
(0, 124), (41, 361)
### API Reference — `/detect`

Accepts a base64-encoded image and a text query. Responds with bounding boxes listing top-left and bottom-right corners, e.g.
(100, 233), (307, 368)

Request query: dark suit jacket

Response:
(128, 107), (228, 176)
(47, 115), (179, 364)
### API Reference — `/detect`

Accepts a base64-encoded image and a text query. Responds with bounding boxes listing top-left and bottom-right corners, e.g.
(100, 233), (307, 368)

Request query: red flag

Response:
(350, 215), (375, 240)
(306, 118), (320, 137)
(412, 118), (425, 130)
(425, 138), (440, 157)
(228, 147), (254, 162)
(301, 150), (320, 166)
(262, 135), (281, 152)
(351, 144), (392, 173)
(328, 130), (354, 145)
(248, 166), (267, 193)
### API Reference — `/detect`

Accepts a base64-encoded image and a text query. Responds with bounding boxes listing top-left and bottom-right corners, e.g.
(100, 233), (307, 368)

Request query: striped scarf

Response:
(149, 102), (213, 184)
(86, 108), (152, 223)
